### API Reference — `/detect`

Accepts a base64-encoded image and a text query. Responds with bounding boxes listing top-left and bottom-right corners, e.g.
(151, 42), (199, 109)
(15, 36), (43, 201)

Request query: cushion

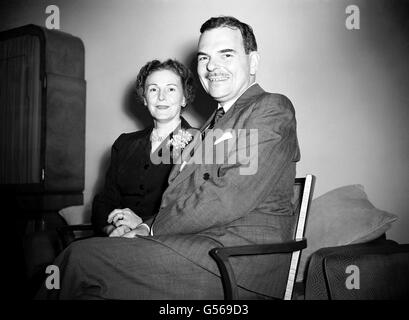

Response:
(58, 205), (91, 226)
(297, 184), (398, 282)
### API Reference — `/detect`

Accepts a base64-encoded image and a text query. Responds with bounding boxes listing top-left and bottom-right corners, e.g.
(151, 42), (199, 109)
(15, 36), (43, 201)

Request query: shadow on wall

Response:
(91, 148), (110, 202)
(123, 80), (153, 129)
(185, 49), (217, 123)
(90, 80), (154, 202)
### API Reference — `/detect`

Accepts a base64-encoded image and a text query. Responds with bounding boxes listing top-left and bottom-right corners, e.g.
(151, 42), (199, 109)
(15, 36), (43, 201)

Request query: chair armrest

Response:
(209, 239), (307, 300)
(305, 241), (409, 300)
(56, 224), (95, 248)
(57, 224), (94, 238)
(57, 224), (94, 232)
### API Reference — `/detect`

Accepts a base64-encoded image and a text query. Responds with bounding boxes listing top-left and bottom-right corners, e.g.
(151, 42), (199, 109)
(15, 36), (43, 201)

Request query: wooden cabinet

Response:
(0, 24), (85, 222)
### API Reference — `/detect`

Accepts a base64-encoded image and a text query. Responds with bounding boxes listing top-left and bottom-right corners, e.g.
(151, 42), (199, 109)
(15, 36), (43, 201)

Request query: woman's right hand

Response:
(107, 208), (143, 230)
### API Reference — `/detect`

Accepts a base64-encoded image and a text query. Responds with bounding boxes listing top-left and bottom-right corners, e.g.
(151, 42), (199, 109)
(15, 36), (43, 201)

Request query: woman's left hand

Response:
(107, 208), (142, 229)
(121, 224), (150, 238)
(109, 225), (131, 237)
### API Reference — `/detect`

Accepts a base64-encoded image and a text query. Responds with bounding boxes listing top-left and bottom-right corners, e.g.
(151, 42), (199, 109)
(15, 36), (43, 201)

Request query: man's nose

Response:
(206, 57), (217, 72)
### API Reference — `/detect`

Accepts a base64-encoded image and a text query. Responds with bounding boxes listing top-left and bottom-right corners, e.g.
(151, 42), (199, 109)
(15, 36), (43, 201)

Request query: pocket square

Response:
(214, 132), (233, 145)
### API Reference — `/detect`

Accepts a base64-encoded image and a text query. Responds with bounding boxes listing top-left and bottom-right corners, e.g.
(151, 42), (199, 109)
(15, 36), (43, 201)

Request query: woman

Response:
(92, 59), (196, 237)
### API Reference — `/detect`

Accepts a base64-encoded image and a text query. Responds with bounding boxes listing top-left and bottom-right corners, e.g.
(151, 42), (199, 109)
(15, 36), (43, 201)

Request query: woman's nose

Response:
(158, 89), (166, 101)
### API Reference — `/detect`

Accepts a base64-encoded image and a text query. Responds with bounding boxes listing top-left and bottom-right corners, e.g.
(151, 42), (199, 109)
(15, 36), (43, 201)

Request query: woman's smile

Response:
(156, 105), (170, 110)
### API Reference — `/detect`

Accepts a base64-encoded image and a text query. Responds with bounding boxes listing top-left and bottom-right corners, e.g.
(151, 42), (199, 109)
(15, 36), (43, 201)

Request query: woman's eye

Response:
(168, 87), (176, 92)
(149, 87), (157, 93)
(223, 53), (233, 58)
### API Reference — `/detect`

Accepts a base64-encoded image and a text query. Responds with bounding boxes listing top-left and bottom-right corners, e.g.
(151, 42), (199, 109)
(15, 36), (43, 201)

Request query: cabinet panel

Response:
(0, 25), (85, 214)
(0, 35), (41, 185)
(45, 73), (85, 192)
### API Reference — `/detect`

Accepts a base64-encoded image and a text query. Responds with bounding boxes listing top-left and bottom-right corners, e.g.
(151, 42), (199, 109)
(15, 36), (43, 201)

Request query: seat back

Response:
(284, 174), (315, 299)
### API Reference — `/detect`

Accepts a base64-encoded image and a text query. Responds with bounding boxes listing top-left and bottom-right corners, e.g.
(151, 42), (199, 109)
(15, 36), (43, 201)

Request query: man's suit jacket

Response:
(147, 84), (300, 297)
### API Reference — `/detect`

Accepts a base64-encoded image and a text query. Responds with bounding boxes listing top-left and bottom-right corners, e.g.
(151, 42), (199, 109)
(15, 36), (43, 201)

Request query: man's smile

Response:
(207, 73), (230, 82)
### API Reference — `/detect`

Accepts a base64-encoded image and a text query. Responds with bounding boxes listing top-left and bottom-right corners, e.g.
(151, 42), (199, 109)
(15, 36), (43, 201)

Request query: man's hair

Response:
(200, 16), (257, 54)
(135, 59), (195, 106)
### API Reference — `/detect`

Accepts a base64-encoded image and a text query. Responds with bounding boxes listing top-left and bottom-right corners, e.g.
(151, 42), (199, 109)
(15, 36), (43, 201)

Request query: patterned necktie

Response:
(208, 107), (225, 129)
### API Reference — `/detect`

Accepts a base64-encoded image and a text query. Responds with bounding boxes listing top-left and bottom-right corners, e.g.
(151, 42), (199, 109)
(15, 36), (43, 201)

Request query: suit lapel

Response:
(167, 84), (265, 189)
(167, 128), (202, 183)
(167, 117), (195, 182)
(200, 109), (218, 132)
(167, 131), (203, 184)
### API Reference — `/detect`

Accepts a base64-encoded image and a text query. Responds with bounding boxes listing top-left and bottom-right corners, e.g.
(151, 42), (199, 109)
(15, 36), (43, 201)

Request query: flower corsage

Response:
(167, 129), (193, 151)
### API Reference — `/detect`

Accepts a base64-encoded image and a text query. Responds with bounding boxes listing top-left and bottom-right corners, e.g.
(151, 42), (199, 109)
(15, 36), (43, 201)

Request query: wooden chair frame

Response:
(209, 174), (316, 300)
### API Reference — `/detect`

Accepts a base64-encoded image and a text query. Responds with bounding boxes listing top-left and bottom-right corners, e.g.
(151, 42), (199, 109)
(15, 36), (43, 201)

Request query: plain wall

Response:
(1, 0), (408, 243)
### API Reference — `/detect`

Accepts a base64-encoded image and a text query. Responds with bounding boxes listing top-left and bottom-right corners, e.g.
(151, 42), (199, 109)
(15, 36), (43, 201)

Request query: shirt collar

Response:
(217, 82), (258, 112)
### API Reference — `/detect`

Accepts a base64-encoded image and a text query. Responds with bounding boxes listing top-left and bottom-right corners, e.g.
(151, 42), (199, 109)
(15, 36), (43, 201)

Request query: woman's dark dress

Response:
(92, 117), (191, 234)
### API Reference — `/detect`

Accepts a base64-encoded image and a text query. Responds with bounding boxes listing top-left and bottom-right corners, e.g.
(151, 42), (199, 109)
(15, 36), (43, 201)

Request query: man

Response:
(38, 16), (300, 299)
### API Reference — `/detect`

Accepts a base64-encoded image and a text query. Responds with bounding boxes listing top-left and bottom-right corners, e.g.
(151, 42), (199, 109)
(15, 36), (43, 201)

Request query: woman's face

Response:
(144, 69), (186, 123)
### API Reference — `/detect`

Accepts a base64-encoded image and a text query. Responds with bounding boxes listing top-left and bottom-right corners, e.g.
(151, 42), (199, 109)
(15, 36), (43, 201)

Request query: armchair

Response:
(210, 174), (316, 300)
(24, 174), (408, 300)
(304, 239), (409, 299)
(56, 223), (95, 249)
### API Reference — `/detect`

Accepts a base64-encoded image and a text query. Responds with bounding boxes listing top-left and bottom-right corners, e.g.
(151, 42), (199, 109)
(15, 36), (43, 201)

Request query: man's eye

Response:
(168, 87), (176, 92)
(223, 53), (233, 58)
(198, 56), (208, 62)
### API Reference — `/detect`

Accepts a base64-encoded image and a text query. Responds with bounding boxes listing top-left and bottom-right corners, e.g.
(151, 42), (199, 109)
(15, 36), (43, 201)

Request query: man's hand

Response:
(121, 224), (150, 238)
(108, 225), (132, 237)
(107, 208), (142, 229)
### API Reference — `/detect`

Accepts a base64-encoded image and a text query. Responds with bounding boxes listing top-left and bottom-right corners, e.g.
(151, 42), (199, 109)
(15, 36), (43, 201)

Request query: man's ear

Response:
(249, 51), (260, 76)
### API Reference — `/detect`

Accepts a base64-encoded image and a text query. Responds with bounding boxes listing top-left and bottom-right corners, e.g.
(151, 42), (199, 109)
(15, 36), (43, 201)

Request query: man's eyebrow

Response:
(197, 48), (236, 57)
(219, 49), (236, 54)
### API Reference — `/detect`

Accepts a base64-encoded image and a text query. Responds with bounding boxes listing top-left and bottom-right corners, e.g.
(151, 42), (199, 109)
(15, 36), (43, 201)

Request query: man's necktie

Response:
(208, 107), (225, 129)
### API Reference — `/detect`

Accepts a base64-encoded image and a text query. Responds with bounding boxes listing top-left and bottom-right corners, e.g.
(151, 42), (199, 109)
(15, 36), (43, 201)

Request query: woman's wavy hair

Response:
(135, 59), (195, 106)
